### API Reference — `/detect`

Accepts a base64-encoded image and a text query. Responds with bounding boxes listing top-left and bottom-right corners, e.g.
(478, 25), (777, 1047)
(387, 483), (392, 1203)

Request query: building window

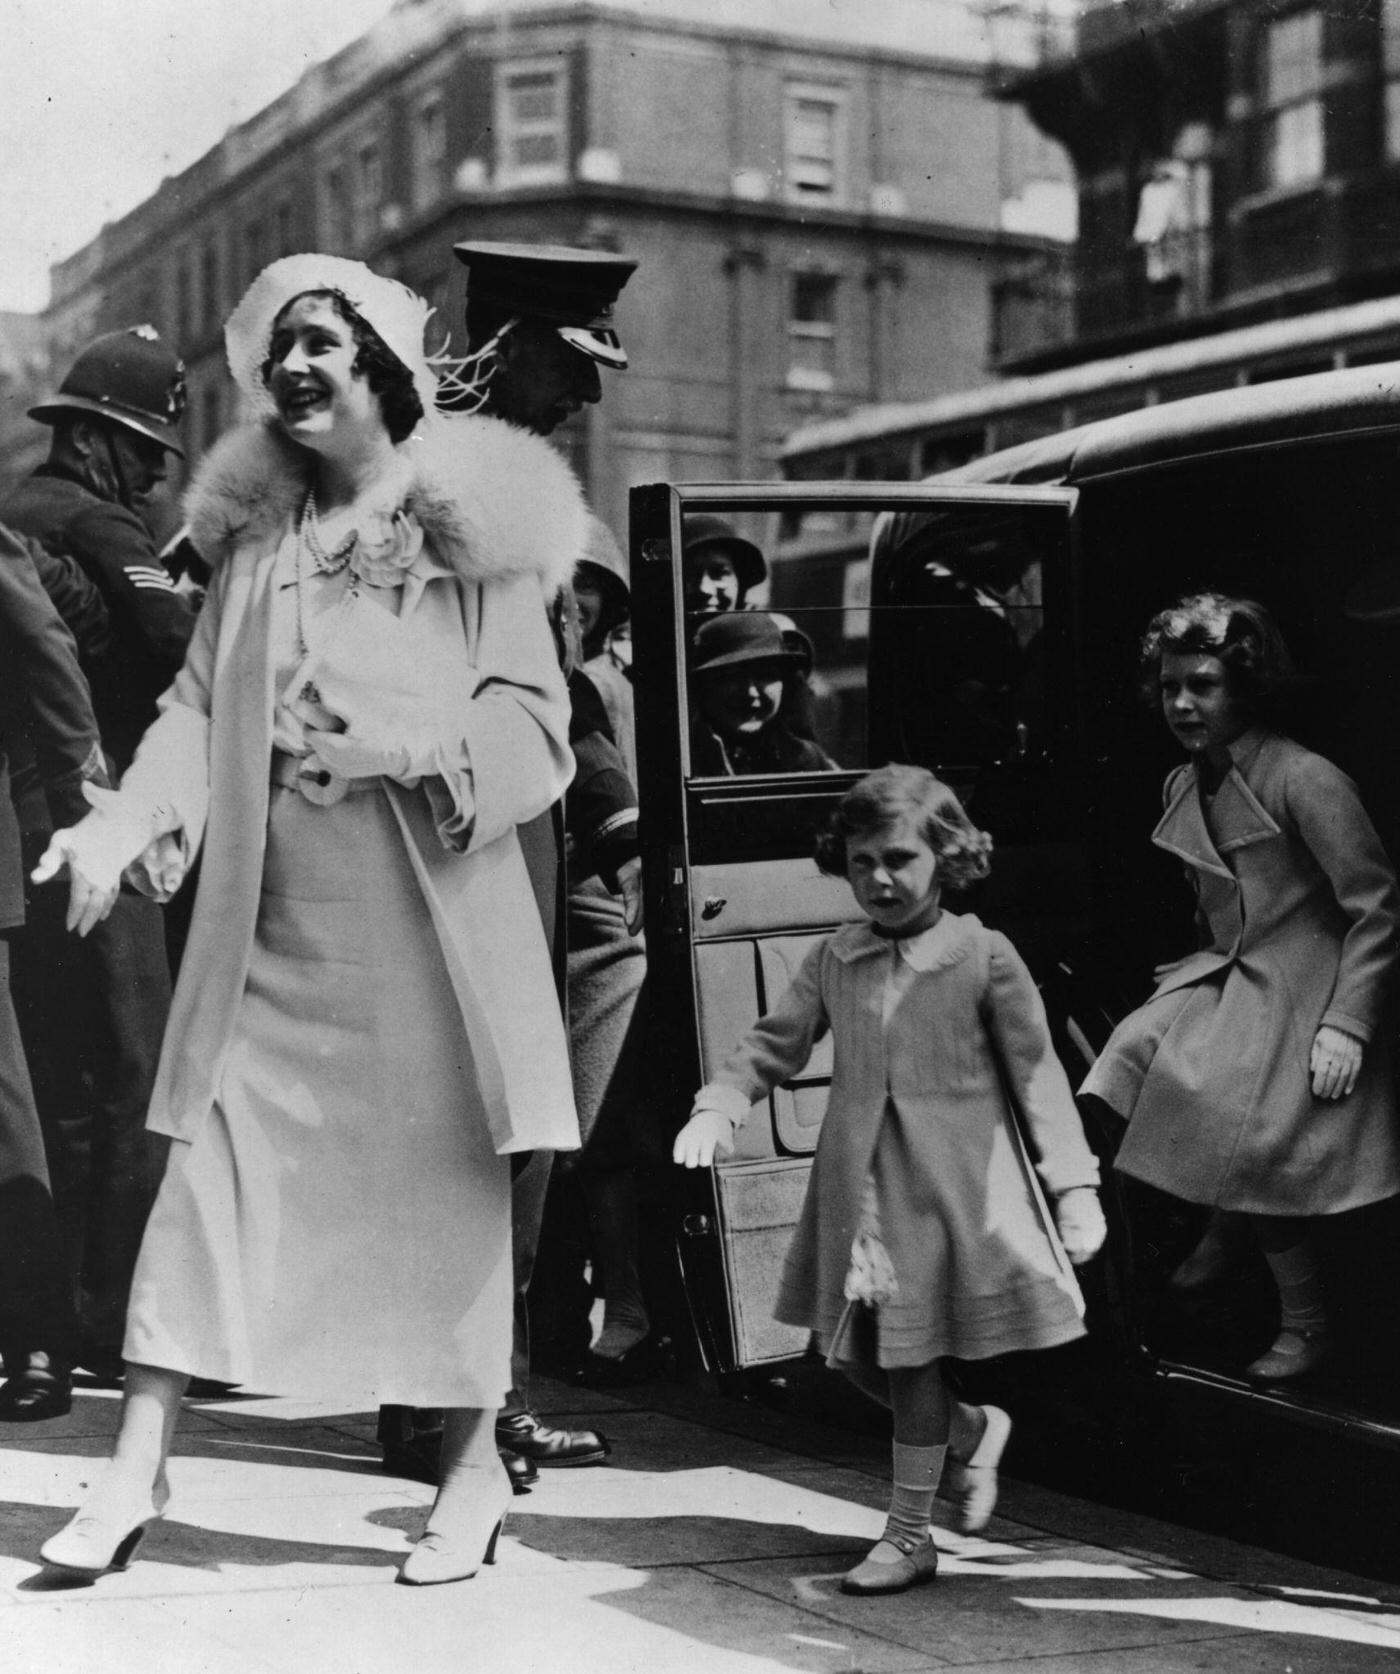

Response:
(1259, 9), (1324, 189)
(496, 59), (568, 185)
(784, 84), (845, 202)
(275, 198), (295, 258)
(355, 140), (384, 243)
(412, 92), (449, 211)
(322, 166), (352, 249)
(787, 272), (837, 391)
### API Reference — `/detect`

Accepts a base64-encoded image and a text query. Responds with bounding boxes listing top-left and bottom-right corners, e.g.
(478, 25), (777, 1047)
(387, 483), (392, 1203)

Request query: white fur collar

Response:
(184, 414), (588, 595)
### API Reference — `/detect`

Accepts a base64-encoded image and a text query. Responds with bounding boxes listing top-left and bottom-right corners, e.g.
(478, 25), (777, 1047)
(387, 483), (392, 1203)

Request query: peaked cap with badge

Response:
(454, 240), (637, 369)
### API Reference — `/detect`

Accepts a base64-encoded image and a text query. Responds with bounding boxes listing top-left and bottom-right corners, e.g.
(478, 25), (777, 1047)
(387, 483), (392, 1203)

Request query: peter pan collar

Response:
(830, 910), (979, 970)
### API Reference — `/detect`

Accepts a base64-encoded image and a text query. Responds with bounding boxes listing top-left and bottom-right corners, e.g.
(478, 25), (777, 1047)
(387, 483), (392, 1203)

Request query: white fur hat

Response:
(224, 254), (439, 421)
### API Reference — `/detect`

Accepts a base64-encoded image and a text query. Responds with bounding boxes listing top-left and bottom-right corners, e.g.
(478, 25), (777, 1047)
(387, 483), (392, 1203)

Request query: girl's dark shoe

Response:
(841, 1535), (939, 1596)
(1244, 1326), (1330, 1382)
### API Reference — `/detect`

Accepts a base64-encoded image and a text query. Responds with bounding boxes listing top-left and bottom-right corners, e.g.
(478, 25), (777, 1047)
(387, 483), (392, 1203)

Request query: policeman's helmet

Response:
(30, 327), (187, 458)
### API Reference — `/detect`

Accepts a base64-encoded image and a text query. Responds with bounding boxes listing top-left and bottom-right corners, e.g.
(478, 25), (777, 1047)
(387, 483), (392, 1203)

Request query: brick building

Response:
(33, 0), (1069, 534)
(995, 0), (1400, 375)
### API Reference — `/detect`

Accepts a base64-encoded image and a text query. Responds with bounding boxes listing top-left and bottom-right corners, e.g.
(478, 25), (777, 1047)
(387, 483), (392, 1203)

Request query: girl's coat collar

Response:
(1153, 727), (1281, 879)
(184, 412), (588, 596)
(831, 910), (981, 970)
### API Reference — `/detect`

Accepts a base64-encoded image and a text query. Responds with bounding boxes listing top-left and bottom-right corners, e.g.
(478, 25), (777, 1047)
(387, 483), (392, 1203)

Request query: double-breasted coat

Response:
(1085, 727), (1400, 1214)
(117, 415), (585, 1159)
(703, 911), (1099, 1367)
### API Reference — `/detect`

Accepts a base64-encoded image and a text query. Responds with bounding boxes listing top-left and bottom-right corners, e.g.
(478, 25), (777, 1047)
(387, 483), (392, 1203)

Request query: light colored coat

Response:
(711, 911), (1099, 1358)
(1087, 728), (1400, 1213)
(119, 415), (586, 1155)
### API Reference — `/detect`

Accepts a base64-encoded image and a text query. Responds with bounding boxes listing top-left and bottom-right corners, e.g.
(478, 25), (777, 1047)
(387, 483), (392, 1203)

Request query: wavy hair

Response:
(815, 763), (992, 891)
(1138, 592), (1296, 716)
(262, 289), (424, 445)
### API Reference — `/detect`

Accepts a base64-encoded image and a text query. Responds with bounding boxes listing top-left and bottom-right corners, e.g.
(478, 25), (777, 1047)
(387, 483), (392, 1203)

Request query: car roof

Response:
(940, 362), (1400, 488)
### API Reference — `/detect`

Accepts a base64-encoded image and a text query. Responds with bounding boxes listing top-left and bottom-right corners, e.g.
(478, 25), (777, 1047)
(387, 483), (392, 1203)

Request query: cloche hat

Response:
(224, 254), (439, 422)
(682, 514), (767, 592)
(691, 611), (801, 676)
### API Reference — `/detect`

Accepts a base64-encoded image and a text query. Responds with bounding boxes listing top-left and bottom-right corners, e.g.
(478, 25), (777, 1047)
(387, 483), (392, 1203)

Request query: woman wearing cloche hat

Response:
(689, 612), (838, 776)
(32, 254), (588, 1588)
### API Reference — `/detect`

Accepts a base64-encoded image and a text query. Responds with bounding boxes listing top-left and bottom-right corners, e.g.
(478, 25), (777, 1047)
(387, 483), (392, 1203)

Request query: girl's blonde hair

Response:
(815, 763), (992, 890)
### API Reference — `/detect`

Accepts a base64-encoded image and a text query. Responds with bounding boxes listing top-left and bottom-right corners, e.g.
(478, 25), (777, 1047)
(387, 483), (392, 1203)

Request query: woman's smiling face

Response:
(265, 295), (379, 446)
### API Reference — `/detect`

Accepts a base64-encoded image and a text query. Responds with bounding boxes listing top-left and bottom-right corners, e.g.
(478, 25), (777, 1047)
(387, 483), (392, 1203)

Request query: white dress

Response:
(124, 533), (512, 1405)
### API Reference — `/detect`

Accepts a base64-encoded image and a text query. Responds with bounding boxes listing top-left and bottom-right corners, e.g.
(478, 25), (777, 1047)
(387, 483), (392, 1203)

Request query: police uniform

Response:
(0, 522), (107, 1418)
(0, 330), (191, 1375)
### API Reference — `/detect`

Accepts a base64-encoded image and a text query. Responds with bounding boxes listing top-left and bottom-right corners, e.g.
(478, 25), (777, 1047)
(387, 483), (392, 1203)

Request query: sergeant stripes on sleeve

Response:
(123, 564), (177, 592)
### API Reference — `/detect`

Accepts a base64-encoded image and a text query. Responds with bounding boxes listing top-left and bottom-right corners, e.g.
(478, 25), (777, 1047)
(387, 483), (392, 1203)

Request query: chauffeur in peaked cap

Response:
(377, 240), (649, 1491)
(449, 240), (637, 434)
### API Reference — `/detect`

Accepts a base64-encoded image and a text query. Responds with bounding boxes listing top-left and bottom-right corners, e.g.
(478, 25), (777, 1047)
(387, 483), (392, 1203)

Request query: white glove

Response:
(31, 783), (159, 936)
(1055, 1186), (1107, 1266)
(302, 724), (454, 785)
(673, 1108), (737, 1168)
(843, 1233), (898, 1306)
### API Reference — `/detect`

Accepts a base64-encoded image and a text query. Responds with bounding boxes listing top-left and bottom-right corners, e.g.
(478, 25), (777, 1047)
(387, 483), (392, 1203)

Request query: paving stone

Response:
(164, 1560), (948, 1674)
(697, 1545), (1273, 1666)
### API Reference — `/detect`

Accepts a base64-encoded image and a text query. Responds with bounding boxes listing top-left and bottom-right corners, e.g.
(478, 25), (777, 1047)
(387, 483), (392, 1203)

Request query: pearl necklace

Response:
(300, 488), (358, 574)
(294, 489), (361, 683)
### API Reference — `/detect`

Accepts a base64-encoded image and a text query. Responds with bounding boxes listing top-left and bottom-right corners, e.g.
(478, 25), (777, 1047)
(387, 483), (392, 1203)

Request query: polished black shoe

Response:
(495, 1411), (611, 1466)
(498, 1447), (539, 1494)
(0, 1361), (73, 1423)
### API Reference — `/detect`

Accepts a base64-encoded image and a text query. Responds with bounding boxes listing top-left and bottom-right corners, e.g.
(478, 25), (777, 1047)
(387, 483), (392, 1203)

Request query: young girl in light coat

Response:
(675, 764), (1106, 1596)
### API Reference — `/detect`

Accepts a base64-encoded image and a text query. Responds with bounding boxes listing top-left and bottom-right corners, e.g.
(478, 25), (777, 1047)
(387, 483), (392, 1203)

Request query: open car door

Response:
(630, 482), (1079, 1374)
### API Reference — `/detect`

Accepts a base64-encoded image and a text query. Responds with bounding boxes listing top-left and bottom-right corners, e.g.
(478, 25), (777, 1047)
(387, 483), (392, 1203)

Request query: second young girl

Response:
(674, 764), (1105, 1596)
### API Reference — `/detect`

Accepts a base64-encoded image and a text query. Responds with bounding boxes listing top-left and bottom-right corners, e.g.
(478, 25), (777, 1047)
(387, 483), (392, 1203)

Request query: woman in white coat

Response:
(33, 256), (584, 1586)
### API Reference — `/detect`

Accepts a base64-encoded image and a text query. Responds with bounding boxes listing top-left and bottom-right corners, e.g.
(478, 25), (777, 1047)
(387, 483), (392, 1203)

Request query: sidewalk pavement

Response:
(4, 1371), (1400, 1673)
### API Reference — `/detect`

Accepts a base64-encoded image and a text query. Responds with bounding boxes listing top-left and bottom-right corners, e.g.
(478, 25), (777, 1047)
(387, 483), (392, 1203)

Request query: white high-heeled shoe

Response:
(40, 1465), (171, 1576)
(398, 1469), (511, 1587)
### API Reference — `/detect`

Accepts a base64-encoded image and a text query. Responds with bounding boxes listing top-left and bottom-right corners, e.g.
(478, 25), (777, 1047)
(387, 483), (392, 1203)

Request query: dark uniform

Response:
(0, 522), (108, 1419)
(1, 330), (193, 1377)
(380, 243), (640, 1487)
(4, 467), (194, 769)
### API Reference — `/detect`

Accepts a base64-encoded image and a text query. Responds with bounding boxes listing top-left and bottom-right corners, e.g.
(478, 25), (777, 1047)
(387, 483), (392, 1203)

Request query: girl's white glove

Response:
(673, 1109), (736, 1168)
(673, 1084), (750, 1168)
(1055, 1186), (1106, 1265)
(30, 783), (159, 936)
(844, 1232), (898, 1307)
